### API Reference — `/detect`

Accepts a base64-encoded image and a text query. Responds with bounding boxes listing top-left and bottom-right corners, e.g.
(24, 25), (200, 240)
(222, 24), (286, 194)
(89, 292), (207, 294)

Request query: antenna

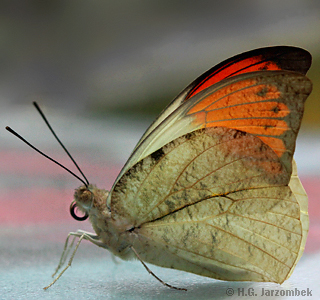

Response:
(32, 102), (89, 186)
(5, 102), (90, 187)
(5, 126), (88, 186)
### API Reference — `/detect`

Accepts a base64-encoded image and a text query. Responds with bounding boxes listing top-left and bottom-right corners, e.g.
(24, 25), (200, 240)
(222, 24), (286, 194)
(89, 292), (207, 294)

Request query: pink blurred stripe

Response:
(1, 149), (320, 253)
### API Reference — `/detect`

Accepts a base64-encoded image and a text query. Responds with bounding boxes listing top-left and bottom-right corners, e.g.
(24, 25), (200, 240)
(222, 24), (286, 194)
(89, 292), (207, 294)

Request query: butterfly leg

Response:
(51, 233), (77, 278)
(44, 230), (102, 290)
(130, 246), (187, 291)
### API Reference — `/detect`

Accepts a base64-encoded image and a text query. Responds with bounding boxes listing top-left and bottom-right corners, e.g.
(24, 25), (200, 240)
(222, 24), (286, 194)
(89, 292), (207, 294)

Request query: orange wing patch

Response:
(189, 80), (281, 114)
(186, 72), (311, 169)
(206, 102), (289, 121)
(187, 78), (289, 157)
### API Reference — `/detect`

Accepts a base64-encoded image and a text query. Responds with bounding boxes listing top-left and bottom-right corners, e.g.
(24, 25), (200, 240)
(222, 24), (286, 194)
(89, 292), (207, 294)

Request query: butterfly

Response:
(11, 46), (312, 290)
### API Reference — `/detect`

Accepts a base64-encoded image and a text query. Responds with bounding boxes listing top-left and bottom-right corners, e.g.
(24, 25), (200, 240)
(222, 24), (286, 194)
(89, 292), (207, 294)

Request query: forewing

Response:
(110, 70), (311, 193)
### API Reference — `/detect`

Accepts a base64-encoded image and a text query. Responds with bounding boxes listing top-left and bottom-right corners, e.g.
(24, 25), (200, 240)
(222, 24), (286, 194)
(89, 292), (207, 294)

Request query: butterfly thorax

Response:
(74, 184), (136, 259)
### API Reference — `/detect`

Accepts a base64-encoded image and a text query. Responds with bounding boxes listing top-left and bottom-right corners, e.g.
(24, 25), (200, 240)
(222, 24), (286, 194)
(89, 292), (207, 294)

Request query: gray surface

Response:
(1, 224), (320, 300)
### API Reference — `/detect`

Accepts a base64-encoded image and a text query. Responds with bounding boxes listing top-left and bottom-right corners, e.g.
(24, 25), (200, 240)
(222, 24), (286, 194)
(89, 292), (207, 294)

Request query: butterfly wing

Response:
(112, 47), (311, 185)
(109, 70), (311, 196)
(109, 70), (311, 283)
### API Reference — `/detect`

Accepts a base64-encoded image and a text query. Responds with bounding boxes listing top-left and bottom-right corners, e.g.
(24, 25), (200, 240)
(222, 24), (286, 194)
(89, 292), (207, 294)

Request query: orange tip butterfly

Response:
(6, 46), (312, 291)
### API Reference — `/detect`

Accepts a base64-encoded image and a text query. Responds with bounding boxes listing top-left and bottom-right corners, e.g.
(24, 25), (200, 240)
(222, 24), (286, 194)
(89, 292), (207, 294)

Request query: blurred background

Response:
(0, 1), (319, 299)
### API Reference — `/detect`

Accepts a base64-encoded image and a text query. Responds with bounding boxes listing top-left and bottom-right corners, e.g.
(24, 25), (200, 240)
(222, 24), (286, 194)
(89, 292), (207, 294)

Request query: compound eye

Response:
(70, 201), (88, 221)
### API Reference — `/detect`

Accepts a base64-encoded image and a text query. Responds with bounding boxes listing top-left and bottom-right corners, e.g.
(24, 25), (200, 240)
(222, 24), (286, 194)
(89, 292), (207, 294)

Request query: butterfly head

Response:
(70, 184), (110, 221)
(70, 185), (135, 258)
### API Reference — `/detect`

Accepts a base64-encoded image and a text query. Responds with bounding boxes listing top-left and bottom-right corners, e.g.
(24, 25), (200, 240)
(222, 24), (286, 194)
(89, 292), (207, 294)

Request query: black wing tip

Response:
(249, 46), (312, 74)
(239, 45), (311, 58)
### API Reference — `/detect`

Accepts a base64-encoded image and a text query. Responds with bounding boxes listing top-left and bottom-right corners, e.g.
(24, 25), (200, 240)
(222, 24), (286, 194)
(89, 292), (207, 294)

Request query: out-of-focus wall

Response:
(0, 1), (319, 126)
